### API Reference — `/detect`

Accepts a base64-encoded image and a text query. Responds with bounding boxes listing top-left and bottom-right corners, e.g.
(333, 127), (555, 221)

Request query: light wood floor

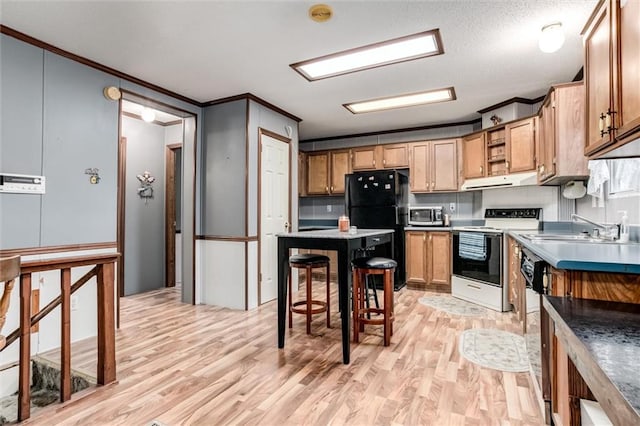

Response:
(25, 284), (543, 425)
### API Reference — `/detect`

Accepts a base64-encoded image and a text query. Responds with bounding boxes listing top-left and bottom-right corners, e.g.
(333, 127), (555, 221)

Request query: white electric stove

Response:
(451, 208), (542, 311)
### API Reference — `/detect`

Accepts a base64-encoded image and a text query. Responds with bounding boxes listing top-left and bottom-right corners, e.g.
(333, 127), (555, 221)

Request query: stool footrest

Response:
(291, 300), (327, 315)
(357, 308), (393, 326)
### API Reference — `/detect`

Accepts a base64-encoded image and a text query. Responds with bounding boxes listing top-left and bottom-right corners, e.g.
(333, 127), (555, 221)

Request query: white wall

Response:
(482, 186), (560, 221)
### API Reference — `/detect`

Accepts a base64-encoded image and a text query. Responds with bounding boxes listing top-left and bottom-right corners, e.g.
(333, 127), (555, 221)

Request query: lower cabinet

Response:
(405, 231), (451, 292)
(507, 236), (525, 331)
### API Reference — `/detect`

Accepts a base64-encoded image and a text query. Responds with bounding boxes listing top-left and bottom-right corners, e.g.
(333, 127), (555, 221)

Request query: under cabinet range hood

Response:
(460, 171), (538, 191)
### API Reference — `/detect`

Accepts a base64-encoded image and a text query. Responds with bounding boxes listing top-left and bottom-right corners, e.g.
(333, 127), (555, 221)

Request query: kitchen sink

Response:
(520, 234), (634, 244)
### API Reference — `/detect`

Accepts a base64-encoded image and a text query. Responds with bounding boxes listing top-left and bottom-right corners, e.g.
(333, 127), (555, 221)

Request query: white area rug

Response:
(459, 328), (529, 372)
(418, 295), (488, 316)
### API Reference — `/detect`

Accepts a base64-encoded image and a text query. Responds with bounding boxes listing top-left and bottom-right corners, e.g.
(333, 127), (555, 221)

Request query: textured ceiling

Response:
(0, 1), (598, 140)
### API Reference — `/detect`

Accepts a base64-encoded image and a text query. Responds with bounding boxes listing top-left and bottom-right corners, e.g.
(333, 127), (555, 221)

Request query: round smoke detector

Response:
(309, 4), (332, 22)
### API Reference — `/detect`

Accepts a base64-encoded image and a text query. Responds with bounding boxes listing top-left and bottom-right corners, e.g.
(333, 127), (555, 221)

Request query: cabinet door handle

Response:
(330, 186), (334, 192)
(506, 161), (510, 170)
(599, 112), (607, 137)
(480, 166), (484, 174)
(431, 181), (435, 189)
(429, 235), (432, 241)
(373, 160), (376, 167)
(423, 234), (426, 242)
(383, 159), (386, 166)
(325, 186), (329, 193)
(605, 111), (612, 129)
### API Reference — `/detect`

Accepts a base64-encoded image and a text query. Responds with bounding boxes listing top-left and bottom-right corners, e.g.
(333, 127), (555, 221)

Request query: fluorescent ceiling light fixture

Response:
(344, 87), (456, 114)
(291, 29), (444, 81)
(539, 22), (565, 53)
(141, 108), (156, 123)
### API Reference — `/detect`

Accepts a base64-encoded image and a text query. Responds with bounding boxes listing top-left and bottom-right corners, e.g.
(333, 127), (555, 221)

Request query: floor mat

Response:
(459, 328), (529, 372)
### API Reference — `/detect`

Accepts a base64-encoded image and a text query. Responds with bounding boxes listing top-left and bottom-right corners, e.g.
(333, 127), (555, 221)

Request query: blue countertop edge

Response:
(508, 231), (640, 274)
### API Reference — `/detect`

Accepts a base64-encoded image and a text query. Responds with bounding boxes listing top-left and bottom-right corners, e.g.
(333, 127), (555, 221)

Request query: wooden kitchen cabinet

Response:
(545, 266), (640, 425)
(409, 139), (459, 192)
(351, 143), (408, 171)
(405, 231), (451, 292)
(506, 117), (536, 174)
(537, 83), (588, 185)
(463, 116), (536, 180)
(462, 132), (486, 179)
(298, 152), (307, 197)
(304, 149), (351, 196)
(583, 0), (640, 157)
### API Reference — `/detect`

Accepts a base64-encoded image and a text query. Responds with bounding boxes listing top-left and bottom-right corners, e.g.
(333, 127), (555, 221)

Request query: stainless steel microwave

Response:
(408, 206), (444, 226)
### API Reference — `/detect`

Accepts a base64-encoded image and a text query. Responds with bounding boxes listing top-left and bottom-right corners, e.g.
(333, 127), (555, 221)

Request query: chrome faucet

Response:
(571, 214), (619, 240)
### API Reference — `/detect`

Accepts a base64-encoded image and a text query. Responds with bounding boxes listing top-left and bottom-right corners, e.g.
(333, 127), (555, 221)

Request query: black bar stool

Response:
(288, 253), (331, 334)
(351, 256), (396, 346)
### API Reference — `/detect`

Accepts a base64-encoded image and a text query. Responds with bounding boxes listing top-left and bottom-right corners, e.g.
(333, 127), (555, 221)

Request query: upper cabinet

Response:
(409, 139), (459, 192)
(462, 132), (486, 179)
(462, 116), (536, 180)
(351, 143), (409, 171)
(506, 117), (536, 174)
(583, 0), (640, 157)
(305, 149), (351, 196)
(537, 83), (588, 185)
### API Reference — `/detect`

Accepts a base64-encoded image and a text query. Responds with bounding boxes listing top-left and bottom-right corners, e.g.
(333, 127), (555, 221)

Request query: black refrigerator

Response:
(345, 169), (409, 290)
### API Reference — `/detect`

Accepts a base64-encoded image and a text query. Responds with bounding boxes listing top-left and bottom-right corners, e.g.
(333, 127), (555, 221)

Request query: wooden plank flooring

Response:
(27, 285), (543, 425)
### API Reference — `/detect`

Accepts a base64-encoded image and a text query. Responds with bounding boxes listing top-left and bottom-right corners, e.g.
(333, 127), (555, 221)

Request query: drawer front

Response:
(364, 233), (391, 247)
(451, 276), (503, 311)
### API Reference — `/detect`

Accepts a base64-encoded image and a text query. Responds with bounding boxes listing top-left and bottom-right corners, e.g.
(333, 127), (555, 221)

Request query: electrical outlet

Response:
(449, 203), (456, 212)
(71, 295), (79, 311)
(327, 205), (332, 212)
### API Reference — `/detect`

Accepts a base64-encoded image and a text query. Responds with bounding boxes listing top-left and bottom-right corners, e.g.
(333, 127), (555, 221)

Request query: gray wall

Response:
(0, 35), (43, 248)
(202, 100), (247, 236)
(122, 116), (166, 296)
(0, 33), (202, 304)
(0, 34), (119, 249)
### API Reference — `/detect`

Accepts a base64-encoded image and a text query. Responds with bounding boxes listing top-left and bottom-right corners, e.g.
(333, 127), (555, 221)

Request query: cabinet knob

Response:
(330, 186), (334, 192)
(325, 186), (329, 193)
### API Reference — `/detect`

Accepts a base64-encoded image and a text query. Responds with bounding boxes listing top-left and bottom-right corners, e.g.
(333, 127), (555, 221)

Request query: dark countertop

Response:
(278, 228), (394, 239)
(508, 230), (640, 274)
(543, 296), (640, 425)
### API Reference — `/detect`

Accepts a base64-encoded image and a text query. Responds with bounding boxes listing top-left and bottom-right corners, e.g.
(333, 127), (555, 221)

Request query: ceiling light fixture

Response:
(344, 87), (456, 114)
(141, 108), (156, 123)
(539, 22), (565, 53)
(290, 29), (444, 81)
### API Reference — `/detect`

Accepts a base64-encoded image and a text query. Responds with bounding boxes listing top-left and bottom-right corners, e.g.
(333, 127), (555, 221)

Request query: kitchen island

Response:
(277, 228), (394, 364)
(543, 296), (640, 425)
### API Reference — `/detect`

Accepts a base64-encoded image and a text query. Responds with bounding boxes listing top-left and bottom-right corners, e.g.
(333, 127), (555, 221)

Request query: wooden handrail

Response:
(1, 252), (119, 422)
(2, 266), (98, 349)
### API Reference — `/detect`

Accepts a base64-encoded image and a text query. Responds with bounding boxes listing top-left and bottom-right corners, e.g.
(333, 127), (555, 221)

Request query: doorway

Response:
(258, 129), (291, 304)
(117, 96), (195, 308)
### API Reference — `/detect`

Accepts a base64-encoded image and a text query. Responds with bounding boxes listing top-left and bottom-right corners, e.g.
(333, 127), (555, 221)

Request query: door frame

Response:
(257, 128), (292, 305)
(165, 143), (182, 288)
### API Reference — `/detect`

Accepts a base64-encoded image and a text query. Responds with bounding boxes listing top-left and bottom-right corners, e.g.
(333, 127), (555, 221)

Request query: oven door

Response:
(452, 230), (503, 286)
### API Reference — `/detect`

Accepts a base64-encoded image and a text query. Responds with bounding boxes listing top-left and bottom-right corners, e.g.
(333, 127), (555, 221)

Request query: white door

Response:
(260, 134), (290, 304)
